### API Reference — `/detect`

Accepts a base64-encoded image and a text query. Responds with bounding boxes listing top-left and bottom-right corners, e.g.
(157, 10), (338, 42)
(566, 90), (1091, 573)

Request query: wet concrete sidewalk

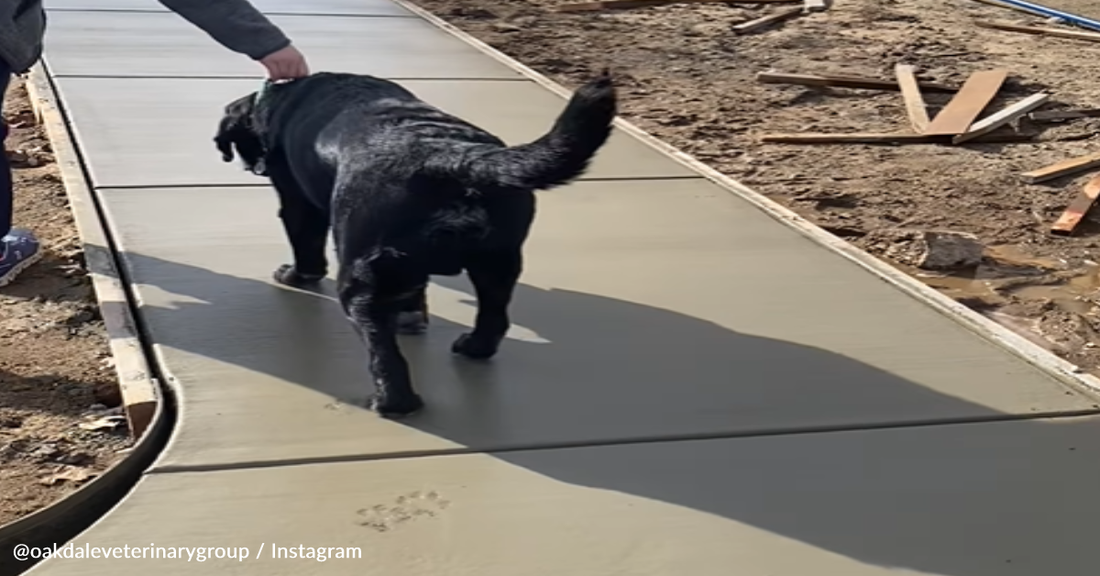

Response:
(25, 0), (1100, 574)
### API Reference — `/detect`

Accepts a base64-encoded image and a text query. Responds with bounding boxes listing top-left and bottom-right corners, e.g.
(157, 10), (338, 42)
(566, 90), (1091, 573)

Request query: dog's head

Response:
(214, 93), (268, 176)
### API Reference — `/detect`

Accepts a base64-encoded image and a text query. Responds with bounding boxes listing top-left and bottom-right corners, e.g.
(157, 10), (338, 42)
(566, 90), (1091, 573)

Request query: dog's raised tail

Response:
(456, 70), (617, 190)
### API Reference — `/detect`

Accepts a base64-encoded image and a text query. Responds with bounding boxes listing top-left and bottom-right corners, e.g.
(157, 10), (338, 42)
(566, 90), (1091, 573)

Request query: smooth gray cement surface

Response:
(44, 11), (520, 79)
(96, 182), (1098, 469)
(27, 416), (1100, 575)
(51, 77), (698, 188)
(44, 0), (414, 16)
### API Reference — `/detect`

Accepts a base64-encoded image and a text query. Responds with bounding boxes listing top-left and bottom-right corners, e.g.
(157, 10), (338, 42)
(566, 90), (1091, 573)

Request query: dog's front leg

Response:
(341, 289), (425, 418)
(452, 251), (522, 360)
(269, 164), (330, 287)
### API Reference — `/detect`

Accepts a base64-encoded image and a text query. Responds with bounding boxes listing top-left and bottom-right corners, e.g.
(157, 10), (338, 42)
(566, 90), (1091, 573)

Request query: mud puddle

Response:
(898, 245), (1100, 358)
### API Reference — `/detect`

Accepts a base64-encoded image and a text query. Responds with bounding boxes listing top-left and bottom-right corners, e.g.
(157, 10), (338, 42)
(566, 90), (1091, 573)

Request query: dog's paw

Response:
(396, 311), (429, 335)
(367, 390), (425, 419)
(273, 264), (325, 287)
(451, 333), (501, 360)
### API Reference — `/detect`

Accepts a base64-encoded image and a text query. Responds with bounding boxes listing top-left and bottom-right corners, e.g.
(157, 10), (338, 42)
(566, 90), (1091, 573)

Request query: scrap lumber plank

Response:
(555, 0), (795, 12)
(760, 132), (1032, 144)
(1020, 150), (1100, 183)
(923, 69), (1008, 135)
(1051, 174), (1100, 235)
(732, 6), (804, 34)
(756, 72), (957, 93)
(1029, 108), (1100, 122)
(975, 20), (1100, 43)
(952, 92), (1050, 144)
(895, 64), (930, 132)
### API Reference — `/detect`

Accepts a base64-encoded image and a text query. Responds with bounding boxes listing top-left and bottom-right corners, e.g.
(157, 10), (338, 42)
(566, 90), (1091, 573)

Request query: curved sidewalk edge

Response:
(0, 64), (173, 575)
(391, 0), (1100, 396)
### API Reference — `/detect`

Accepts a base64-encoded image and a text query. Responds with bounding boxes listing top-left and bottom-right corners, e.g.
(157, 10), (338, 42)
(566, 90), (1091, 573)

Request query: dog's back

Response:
(296, 72), (618, 275)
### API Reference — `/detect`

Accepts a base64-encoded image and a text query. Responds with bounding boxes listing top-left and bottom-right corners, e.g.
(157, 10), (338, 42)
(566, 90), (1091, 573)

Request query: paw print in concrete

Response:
(355, 491), (451, 532)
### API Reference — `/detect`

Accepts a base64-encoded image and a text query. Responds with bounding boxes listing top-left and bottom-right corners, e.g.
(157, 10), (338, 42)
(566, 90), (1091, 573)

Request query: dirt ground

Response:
(0, 79), (131, 528)
(411, 0), (1100, 373)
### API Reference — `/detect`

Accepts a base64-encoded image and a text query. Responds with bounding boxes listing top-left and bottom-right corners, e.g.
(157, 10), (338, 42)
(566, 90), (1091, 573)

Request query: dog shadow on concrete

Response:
(113, 250), (1100, 576)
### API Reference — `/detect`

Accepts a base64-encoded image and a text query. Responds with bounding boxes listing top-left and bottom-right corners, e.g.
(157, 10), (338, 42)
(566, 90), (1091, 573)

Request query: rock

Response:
(93, 382), (123, 407)
(57, 451), (92, 465)
(32, 443), (62, 460)
(866, 228), (984, 270)
(6, 145), (53, 168)
(916, 231), (984, 270)
(78, 415), (126, 431)
(40, 466), (96, 486)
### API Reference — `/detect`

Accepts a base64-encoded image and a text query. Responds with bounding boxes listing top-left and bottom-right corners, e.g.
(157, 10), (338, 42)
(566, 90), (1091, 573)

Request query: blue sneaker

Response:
(0, 228), (43, 287)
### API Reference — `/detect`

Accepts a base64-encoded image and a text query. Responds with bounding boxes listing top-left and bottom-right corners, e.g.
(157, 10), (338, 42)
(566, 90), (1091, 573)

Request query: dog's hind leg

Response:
(339, 266), (425, 418)
(269, 163), (330, 288)
(395, 287), (429, 335)
(452, 251), (522, 360)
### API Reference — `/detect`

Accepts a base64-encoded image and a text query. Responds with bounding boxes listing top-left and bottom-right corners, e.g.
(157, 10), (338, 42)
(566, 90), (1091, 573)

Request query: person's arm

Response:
(158, 0), (309, 78)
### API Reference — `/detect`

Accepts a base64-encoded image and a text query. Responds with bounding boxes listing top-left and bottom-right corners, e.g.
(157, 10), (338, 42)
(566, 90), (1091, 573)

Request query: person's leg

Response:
(0, 62), (11, 237)
(0, 61), (43, 288)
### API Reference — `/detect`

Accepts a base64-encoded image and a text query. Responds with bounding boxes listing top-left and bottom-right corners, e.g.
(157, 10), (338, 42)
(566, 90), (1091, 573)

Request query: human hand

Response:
(259, 45), (310, 81)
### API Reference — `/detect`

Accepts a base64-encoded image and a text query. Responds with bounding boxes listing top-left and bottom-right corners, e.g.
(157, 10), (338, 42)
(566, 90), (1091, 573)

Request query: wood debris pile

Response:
(557, 0), (1100, 236)
(554, 0), (832, 33)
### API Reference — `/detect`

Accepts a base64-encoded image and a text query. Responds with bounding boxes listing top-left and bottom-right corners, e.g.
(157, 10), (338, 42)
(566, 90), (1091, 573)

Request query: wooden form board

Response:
(762, 133), (936, 144)
(555, 0), (795, 12)
(923, 70), (1008, 135)
(1051, 174), (1100, 235)
(756, 72), (957, 93)
(732, 7), (804, 34)
(895, 64), (930, 132)
(953, 92), (1050, 144)
(1021, 150), (1100, 184)
(760, 132), (1032, 144)
(976, 20), (1100, 43)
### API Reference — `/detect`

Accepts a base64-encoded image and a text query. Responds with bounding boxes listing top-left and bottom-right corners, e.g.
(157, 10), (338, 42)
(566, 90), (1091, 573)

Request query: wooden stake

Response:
(1029, 109), (1100, 122)
(732, 7), (805, 34)
(1051, 174), (1100, 235)
(756, 72), (957, 93)
(895, 64), (930, 132)
(1021, 150), (1100, 183)
(953, 92), (1050, 144)
(924, 69), (1008, 135)
(555, 0), (796, 12)
(975, 20), (1100, 43)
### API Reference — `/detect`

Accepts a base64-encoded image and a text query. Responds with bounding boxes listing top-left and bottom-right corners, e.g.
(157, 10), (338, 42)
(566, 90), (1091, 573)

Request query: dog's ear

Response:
(214, 116), (237, 163)
(214, 94), (269, 176)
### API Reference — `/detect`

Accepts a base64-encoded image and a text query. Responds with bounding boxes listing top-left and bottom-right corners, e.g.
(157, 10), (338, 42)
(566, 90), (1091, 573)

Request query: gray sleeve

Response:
(158, 0), (291, 61)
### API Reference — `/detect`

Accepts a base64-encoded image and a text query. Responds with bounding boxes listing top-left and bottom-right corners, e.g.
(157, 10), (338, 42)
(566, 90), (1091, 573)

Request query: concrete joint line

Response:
(146, 407), (1100, 476)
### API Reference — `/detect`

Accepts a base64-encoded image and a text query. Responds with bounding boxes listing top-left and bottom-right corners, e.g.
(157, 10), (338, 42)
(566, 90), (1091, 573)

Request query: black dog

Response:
(214, 71), (617, 417)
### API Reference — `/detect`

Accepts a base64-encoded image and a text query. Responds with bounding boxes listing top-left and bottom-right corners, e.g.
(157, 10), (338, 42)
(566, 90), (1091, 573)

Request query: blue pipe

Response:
(990, 0), (1100, 32)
